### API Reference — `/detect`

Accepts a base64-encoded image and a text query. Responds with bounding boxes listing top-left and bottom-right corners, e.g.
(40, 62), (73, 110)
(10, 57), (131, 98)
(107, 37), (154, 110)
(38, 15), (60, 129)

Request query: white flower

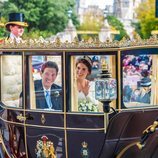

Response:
(78, 99), (99, 112)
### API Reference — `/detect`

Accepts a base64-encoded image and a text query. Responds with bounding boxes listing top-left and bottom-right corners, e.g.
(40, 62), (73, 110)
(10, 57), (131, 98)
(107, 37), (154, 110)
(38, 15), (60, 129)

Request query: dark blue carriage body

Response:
(0, 44), (158, 158)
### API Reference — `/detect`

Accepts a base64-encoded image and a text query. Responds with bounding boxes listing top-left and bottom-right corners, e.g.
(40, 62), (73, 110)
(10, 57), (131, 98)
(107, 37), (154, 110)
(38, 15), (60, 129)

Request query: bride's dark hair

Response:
(76, 56), (92, 74)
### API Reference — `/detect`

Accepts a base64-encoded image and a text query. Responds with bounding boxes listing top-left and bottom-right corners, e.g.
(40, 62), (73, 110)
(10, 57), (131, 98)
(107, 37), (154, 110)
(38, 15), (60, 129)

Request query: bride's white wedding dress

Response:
(78, 82), (94, 99)
(78, 82), (98, 105)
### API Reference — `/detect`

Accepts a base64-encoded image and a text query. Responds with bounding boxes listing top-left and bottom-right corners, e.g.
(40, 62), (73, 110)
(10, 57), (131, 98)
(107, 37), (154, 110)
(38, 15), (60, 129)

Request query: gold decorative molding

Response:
(17, 113), (26, 122)
(1, 35), (158, 50)
(0, 35), (158, 50)
(41, 114), (46, 124)
(35, 136), (56, 158)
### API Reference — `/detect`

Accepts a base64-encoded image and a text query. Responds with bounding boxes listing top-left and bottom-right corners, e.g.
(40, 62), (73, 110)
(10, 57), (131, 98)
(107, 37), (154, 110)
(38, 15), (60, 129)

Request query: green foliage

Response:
(0, 28), (6, 38)
(131, 22), (143, 38)
(0, 0), (79, 38)
(23, 29), (53, 39)
(107, 16), (128, 40)
(0, 17), (7, 38)
(136, 0), (158, 38)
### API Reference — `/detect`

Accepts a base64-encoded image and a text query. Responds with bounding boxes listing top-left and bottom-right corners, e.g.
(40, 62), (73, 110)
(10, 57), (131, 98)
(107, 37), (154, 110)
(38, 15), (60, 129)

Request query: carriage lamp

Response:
(95, 59), (117, 113)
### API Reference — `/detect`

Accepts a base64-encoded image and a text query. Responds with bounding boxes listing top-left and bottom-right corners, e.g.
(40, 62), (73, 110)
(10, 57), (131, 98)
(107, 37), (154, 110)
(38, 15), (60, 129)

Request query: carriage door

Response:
(0, 51), (26, 157)
(24, 53), (65, 158)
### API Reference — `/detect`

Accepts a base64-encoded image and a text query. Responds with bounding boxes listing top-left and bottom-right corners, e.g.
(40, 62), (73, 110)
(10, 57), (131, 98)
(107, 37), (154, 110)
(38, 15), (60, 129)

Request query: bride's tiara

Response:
(83, 56), (92, 66)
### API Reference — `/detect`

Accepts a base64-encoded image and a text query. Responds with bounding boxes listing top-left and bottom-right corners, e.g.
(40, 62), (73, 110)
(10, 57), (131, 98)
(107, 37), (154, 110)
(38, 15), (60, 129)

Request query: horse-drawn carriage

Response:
(0, 37), (158, 158)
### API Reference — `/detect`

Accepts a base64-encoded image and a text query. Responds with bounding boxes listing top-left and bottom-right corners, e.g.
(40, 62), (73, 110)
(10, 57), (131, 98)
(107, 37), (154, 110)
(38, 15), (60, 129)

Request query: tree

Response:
(136, 0), (158, 38)
(0, 0), (79, 38)
(107, 15), (128, 40)
(0, 16), (7, 38)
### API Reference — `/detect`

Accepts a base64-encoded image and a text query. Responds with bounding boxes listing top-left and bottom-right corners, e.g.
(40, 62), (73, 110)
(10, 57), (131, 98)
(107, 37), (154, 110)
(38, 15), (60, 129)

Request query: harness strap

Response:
(116, 121), (158, 158)
(116, 141), (139, 158)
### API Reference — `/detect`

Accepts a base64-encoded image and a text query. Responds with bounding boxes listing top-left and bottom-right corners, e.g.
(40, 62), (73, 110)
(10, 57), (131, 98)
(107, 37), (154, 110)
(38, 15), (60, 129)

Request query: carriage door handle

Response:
(17, 113), (34, 121)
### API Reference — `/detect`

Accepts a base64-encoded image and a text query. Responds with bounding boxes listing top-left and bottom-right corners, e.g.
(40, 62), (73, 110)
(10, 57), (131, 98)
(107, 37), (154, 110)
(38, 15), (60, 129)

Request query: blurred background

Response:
(0, 0), (157, 41)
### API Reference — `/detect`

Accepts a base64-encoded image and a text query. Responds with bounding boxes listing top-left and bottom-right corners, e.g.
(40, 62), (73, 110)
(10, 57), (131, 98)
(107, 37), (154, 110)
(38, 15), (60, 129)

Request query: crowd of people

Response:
(123, 55), (152, 104)
(3, 12), (153, 110)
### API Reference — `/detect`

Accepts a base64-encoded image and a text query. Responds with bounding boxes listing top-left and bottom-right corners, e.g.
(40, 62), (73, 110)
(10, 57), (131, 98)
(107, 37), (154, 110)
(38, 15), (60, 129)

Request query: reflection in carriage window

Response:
(71, 55), (116, 113)
(1, 55), (22, 108)
(130, 77), (151, 103)
(123, 55), (154, 106)
(30, 56), (62, 111)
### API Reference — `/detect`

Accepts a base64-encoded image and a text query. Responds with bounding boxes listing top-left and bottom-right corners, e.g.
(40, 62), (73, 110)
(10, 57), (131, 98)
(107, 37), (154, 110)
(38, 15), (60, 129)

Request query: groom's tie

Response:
(45, 90), (52, 109)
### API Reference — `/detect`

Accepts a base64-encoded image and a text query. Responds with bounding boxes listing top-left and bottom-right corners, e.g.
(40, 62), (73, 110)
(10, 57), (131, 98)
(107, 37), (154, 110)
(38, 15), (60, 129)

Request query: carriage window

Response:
(70, 55), (116, 112)
(1, 55), (22, 108)
(123, 54), (158, 107)
(29, 55), (62, 111)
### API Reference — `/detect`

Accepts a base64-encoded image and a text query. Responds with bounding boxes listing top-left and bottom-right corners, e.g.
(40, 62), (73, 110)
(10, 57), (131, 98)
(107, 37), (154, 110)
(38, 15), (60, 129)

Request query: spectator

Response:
(136, 77), (151, 104)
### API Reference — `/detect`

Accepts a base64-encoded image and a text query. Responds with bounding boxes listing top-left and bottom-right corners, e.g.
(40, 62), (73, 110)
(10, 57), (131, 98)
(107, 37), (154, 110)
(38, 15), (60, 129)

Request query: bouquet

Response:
(78, 99), (99, 112)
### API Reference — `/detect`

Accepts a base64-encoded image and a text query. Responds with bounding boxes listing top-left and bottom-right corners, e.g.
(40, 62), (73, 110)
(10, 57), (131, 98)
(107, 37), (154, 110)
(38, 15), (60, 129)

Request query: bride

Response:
(76, 56), (99, 112)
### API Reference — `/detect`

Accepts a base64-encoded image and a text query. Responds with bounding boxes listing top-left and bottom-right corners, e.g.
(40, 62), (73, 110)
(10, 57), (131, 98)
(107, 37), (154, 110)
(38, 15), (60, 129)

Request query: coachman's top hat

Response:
(140, 77), (151, 87)
(5, 13), (28, 31)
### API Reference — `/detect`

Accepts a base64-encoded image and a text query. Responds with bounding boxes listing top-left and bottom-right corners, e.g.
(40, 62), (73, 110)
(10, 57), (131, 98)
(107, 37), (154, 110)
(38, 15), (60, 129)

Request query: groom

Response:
(34, 61), (62, 110)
